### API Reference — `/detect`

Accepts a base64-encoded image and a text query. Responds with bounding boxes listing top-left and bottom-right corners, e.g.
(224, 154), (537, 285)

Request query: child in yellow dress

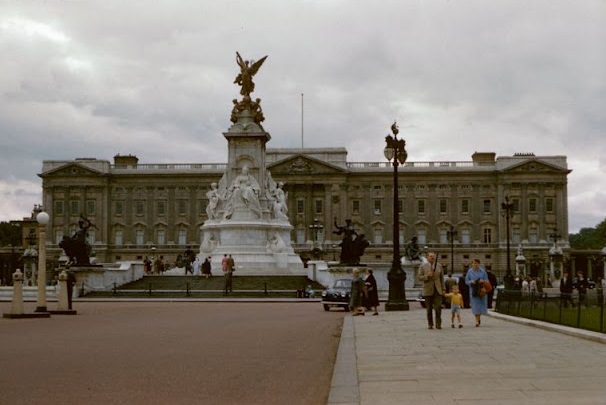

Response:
(444, 285), (464, 328)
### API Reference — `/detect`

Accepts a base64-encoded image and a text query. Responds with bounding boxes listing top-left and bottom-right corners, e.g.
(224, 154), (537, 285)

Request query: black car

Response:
(321, 278), (352, 311)
(573, 278), (597, 290)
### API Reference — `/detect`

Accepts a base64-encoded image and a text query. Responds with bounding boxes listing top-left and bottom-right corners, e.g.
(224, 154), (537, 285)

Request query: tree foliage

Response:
(569, 218), (606, 249)
(0, 222), (22, 247)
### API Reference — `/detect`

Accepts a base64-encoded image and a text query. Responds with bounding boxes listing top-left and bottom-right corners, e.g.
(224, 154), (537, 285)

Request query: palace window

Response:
(512, 198), (520, 212)
(417, 200), (425, 214)
(483, 199), (491, 214)
(86, 199), (96, 216)
(314, 199), (323, 214)
(439, 199), (447, 214)
(157, 229), (166, 245)
(373, 228), (383, 244)
(178, 229), (187, 245)
(54, 200), (64, 216)
(114, 230), (123, 246)
(352, 200), (360, 214)
(529, 227), (538, 243)
(398, 199), (404, 214)
(135, 230), (145, 246)
(512, 228), (521, 244)
(157, 200), (166, 216)
(70, 200), (80, 215)
(417, 229), (426, 245)
(461, 199), (469, 214)
(177, 200), (187, 216)
(545, 198), (554, 213)
(439, 229), (448, 244)
(135, 200), (145, 216)
(529, 198), (537, 213)
(373, 199), (382, 215)
(296, 228), (305, 244)
(296, 199), (304, 214)
(115, 201), (124, 216)
(461, 229), (471, 245)
(483, 228), (492, 244)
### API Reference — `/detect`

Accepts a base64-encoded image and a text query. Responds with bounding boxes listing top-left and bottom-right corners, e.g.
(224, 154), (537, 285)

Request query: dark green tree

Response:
(569, 218), (606, 249)
(0, 222), (22, 247)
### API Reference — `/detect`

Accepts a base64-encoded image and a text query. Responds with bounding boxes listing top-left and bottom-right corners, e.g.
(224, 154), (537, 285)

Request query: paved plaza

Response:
(3, 298), (606, 405)
(329, 306), (606, 405)
(0, 300), (344, 405)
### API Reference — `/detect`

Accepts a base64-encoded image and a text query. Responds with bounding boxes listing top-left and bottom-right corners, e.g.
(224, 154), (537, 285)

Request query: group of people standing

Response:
(347, 253), (498, 327)
(418, 252), (494, 329)
(349, 268), (380, 316)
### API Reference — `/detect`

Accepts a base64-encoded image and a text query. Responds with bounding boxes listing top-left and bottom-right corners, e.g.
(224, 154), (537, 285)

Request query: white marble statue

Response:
(223, 165), (262, 219)
(206, 182), (221, 220)
(265, 171), (288, 221)
(267, 232), (287, 253)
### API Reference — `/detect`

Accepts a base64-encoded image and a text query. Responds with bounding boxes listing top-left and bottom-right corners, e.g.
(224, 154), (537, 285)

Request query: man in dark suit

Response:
(560, 270), (574, 308)
(575, 271), (589, 307)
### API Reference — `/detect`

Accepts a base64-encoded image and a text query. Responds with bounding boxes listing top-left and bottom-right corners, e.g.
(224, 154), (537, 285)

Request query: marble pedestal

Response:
(201, 218), (304, 275)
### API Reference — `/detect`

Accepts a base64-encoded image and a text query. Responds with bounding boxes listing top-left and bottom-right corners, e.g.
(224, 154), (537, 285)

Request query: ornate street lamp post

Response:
(501, 196), (514, 276)
(447, 226), (457, 275)
(384, 122), (409, 311)
(35, 211), (50, 313)
(308, 218), (324, 259)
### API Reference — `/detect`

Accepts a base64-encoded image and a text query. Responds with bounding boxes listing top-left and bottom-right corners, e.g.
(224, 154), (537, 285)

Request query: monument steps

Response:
(83, 275), (324, 299)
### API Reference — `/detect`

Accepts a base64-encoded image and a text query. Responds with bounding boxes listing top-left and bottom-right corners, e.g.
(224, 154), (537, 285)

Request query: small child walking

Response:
(444, 285), (464, 328)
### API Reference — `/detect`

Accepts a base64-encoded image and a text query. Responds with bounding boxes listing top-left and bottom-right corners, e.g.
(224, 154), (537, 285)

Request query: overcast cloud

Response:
(0, 0), (604, 233)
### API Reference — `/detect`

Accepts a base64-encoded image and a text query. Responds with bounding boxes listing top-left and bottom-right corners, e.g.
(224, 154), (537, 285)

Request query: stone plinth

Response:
(201, 219), (304, 275)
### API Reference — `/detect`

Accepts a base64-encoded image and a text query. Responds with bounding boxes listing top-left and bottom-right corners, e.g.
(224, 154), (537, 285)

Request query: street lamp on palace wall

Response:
(447, 226), (458, 275)
(501, 196), (514, 276)
(384, 121), (409, 311)
(308, 218), (324, 259)
(35, 211), (50, 313)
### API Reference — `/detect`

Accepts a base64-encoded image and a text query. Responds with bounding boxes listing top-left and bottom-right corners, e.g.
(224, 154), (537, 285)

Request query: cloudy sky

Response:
(0, 0), (604, 233)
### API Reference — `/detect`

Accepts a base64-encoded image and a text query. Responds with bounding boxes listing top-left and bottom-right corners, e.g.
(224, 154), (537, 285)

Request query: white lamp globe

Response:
(36, 211), (50, 225)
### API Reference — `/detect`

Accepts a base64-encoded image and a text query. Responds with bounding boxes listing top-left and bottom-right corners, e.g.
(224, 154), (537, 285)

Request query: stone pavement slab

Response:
(329, 307), (606, 405)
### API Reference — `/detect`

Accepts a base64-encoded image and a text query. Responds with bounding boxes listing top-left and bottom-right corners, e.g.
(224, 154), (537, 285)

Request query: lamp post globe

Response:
(384, 122), (409, 311)
(36, 211), (49, 226)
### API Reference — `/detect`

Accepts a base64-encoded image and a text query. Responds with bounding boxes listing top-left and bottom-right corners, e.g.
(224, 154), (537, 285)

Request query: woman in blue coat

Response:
(466, 258), (488, 327)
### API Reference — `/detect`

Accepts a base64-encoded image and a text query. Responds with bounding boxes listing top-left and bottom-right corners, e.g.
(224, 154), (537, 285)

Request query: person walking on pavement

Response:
(575, 271), (589, 307)
(560, 270), (574, 307)
(364, 269), (379, 316)
(466, 258), (488, 327)
(224, 254), (235, 294)
(202, 256), (212, 279)
(444, 285), (464, 328)
(192, 255), (201, 276)
(417, 251), (445, 329)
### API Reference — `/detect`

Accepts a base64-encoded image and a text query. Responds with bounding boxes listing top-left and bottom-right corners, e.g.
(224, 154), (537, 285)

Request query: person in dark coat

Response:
(575, 271), (589, 307)
(202, 257), (212, 279)
(486, 267), (498, 309)
(66, 271), (77, 310)
(364, 269), (379, 315)
(458, 272), (470, 308)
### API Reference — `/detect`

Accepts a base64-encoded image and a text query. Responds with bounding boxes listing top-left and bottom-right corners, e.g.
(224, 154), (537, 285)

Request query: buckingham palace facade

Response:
(38, 148), (570, 280)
